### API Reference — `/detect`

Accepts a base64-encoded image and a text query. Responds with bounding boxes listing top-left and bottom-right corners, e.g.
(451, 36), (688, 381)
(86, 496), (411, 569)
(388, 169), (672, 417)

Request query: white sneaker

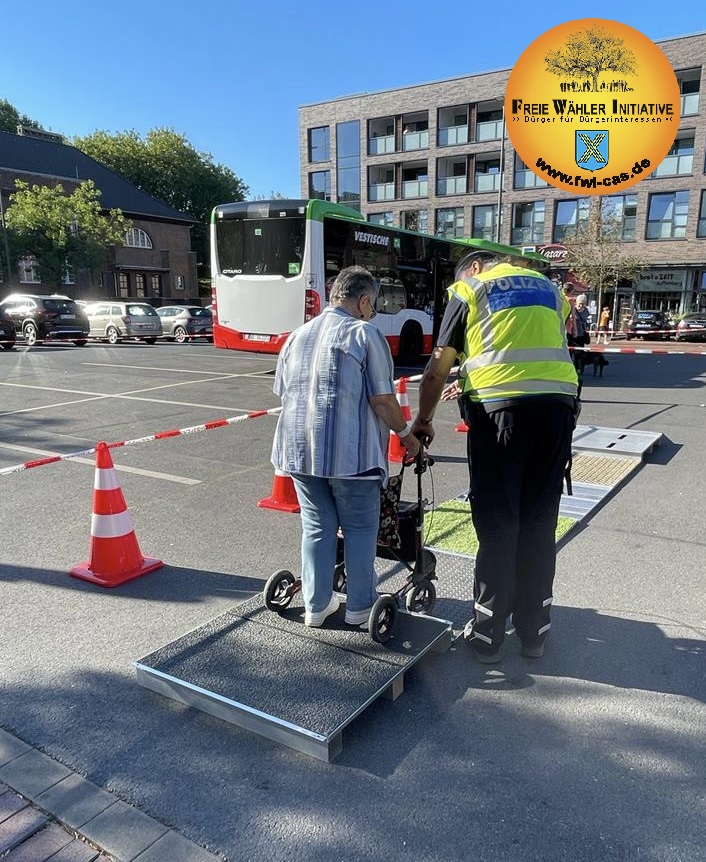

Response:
(304, 595), (340, 627)
(345, 606), (372, 626)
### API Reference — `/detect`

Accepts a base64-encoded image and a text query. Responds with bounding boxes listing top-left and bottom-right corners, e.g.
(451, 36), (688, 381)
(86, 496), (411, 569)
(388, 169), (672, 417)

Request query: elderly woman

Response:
(271, 266), (420, 628)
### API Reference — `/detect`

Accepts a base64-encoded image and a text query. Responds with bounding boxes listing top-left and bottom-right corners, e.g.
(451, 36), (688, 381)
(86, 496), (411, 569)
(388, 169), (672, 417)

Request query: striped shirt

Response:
(271, 305), (396, 481)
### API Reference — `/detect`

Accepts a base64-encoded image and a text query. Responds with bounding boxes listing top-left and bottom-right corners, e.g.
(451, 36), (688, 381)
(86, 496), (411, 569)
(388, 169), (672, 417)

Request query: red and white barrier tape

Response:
(0, 407), (282, 476)
(570, 345), (706, 356)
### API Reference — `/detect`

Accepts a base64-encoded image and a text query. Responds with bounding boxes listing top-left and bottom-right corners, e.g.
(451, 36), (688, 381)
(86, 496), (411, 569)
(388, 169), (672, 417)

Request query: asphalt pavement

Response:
(0, 340), (704, 862)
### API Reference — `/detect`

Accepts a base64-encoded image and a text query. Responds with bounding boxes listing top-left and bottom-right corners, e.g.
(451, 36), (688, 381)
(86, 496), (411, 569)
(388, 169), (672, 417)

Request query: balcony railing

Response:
(474, 173), (501, 193)
(476, 120), (505, 142)
(437, 176), (467, 195)
(511, 227), (543, 245)
(682, 93), (699, 116)
(650, 153), (693, 178)
(514, 171), (548, 189)
(368, 135), (395, 155)
(368, 183), (395, 202)
(402, 130), (429, 151)
(402, 179), (428, 198)
(438, 126), (468, 146)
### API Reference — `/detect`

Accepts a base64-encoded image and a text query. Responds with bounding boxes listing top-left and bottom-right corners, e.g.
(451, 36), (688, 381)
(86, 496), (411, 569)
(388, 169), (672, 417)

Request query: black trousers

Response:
(464, 400), (574, 652)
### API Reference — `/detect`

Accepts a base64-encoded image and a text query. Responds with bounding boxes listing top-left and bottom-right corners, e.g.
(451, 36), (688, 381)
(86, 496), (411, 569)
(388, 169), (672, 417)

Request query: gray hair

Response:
(576, 294), (587, 304)
(329, 265), (377, 304)
(454, 250), (505, 281)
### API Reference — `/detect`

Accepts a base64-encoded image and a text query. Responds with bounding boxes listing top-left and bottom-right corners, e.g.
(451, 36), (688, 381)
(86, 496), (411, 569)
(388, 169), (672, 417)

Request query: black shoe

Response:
(471, 646), (503, 664)
(521, 643), (544, 658)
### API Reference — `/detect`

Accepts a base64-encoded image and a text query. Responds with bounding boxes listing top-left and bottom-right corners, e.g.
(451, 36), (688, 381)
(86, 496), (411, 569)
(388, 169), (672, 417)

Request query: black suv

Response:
(0, 305), (16, 350)
(0, 294), (90, 346)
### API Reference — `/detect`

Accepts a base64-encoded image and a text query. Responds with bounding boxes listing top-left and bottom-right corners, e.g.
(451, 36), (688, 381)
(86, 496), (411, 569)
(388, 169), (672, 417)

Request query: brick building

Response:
(0, 127), (198, 303)
(299, 31), (706, 321)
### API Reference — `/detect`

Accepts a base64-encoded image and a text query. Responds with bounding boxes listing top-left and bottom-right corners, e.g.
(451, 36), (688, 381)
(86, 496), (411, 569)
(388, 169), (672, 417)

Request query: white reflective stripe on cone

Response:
(91, 510), (134, 539)
(94, 467), (120, 491)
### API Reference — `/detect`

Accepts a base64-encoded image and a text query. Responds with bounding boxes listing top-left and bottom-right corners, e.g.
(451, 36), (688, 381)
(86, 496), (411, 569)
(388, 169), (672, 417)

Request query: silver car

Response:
(156, 305), (213, 343)
(85, 301), (162, 344)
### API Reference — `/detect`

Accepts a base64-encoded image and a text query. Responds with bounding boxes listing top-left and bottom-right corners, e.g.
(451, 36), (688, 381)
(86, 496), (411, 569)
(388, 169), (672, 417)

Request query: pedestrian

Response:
(271, 265), (420, 629)
(597, 306), (612, 344)
(410, 249), (579, 662)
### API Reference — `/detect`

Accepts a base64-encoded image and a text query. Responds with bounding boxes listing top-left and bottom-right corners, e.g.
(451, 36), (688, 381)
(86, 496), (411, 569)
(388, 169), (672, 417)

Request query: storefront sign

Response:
(636, 269), (687, 290)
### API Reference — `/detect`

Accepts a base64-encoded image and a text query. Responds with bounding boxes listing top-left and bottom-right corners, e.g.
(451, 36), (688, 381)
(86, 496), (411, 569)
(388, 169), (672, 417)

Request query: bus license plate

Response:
(245, 334), (270, 342)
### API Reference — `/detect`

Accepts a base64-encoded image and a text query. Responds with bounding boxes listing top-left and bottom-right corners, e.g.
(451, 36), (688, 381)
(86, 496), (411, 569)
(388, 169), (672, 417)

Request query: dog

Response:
(577, 351), (609, 377)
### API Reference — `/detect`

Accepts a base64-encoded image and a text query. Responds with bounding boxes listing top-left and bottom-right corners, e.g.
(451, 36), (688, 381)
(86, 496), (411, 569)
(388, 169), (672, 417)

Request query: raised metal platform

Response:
(134, 594), (452, 762)
(572, 424), (663, 456)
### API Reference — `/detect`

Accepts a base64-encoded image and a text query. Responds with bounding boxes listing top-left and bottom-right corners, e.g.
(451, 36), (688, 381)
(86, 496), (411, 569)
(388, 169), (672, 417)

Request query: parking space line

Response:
(0, 443), (201, 485)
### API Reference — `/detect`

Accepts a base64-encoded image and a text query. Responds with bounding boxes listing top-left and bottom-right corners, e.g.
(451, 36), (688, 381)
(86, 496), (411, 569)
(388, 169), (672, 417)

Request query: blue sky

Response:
(1, 1), (703, 199)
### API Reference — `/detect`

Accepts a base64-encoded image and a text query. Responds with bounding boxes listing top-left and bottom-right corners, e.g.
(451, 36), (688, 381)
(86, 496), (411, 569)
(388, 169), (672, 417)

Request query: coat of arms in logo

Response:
(575, 130), (609, 172)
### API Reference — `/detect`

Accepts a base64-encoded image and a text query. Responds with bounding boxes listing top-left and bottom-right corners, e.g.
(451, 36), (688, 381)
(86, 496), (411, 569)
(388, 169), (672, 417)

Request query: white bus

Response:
(210, 198), (540, 363)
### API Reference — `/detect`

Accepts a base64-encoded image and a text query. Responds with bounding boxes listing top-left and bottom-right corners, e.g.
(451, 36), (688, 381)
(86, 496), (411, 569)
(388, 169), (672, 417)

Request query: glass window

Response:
(368, 212), (394, 227)
(308, 126), (330, 163)
(124, 228), (152, 248)
(513, 154), (548, 189)
(135, 273), (146, 297)
(336, 120), (360, 208)
(553, 198), (589, 242)
(215, 215), (306, 277)
(511, 201), (545, 245)
(601, 194), (637, 241)
(697, 191), (706, 238)
(118, 272), (129, 296)
(646, 191), (689, 239)
(309, 170), (331, 201)
(472, 205), (499, 241)
(436, 207), (464, 239)
(18, 256), (41, 283)
(651, 135), (694, 178)
(401, 210), (429, 233)
(151, 274), (161, 297)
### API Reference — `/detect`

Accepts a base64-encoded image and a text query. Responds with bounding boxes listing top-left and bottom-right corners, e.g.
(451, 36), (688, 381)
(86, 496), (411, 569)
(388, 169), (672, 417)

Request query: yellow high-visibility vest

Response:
(452, 263), (578, 403)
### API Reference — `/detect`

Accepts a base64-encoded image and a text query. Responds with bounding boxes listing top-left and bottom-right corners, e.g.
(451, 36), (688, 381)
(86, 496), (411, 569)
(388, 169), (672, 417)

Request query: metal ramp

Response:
(572, 424), (663, 456)
(134, 594), (452, 762)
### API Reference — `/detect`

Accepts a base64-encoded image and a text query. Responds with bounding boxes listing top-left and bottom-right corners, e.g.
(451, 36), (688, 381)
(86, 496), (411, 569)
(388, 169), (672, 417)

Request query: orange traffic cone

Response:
(70, 442), (163, 587)
(455, 420), (470, 432)
(388, 376), (413, 463)
(257, 469), (301, 513)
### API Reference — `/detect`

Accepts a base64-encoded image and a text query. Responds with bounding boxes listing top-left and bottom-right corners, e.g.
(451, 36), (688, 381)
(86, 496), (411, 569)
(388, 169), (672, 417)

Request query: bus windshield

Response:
(215, 216), (305, 277)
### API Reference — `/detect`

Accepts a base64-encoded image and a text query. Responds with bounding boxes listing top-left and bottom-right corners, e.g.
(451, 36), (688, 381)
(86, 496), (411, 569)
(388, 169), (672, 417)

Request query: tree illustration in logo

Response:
(544, 25), (639, 93)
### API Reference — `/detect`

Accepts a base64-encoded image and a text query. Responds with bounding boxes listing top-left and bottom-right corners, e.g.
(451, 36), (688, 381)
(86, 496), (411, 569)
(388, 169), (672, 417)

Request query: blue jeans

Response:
(291, 475), (381, 614)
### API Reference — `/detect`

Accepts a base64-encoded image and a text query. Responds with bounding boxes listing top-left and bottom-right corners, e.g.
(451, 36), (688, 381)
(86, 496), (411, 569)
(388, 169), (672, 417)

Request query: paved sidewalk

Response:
(0, 729), (222, 862)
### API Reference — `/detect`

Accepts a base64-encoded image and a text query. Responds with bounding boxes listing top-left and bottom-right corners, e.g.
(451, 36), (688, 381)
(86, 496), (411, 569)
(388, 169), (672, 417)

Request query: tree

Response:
(544, 25), (639, 92)
(4, 179), (131, 287)
(0, 98), (42, 134)
(73, 129), (248, 273)
(562, 203), (644, 326)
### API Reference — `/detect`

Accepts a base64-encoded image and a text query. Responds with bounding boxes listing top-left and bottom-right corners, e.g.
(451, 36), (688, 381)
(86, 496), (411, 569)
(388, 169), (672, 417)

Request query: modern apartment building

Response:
(299, 31), (706, 320)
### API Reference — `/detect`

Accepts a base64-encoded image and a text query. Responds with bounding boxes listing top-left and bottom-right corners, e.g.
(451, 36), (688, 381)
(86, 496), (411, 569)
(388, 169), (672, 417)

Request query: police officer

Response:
(411, 249), (579, 663)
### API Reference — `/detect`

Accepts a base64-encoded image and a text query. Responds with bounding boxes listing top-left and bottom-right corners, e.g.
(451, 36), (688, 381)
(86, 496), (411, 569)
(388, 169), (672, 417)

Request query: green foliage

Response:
(73, 128), (248, 271)
(4, 179), (131, 286)
(544, 25), (639, 92)
(0, 98), (42, 134)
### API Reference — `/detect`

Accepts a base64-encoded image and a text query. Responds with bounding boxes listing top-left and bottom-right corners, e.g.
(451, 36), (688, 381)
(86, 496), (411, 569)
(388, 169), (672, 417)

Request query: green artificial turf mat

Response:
(424, 499), (576, 556)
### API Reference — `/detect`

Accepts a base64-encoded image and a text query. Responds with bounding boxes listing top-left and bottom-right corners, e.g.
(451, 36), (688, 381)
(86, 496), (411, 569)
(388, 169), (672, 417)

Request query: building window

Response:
(135, 273), (146, 297)
(476, 105), (504, 142)
(308, 126), (330, 163)
(176, 274), (185, 290)
(368, 166), (395, 202)
(601, 194), (637, 241)
(151, 274), (161, 297)
(472, 204), (499, 242)
(677, 70), (700, 116)
(368, 212), (394, 227)
(402, 209), (429, 233)
(368, 117), (395, 156)
(124, 228), (153, 248)
(436, 207), (464, 239)
(309, 170), (331, 201)
(474, 156), (501, 194)
(118, 272), (129, 296)
(18, 256), (41, 283)
(336, 120), (360, 209)
(651, 135), (694, 178)
(697, 191), (706, 238)
(437, 157), (467, 195)
(511, 201), (545, 245)
(646, 191), (689, 239)
(402, 163), (428, 199)
(553, 198), (590, 243)
(61, 263), (75, 285)
(513, 154), (548, 189)
(401, 112), (429, 151)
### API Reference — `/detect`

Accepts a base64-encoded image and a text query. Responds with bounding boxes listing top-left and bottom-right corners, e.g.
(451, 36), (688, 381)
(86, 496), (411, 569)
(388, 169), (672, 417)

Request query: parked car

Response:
(625, 310), (672, 340)
(156, 305), (213, 342)
(675, 312), (706, 342)
(0, 294), (90, 346)
(0, 305), (16, 350)
(84, 301), (162, 344)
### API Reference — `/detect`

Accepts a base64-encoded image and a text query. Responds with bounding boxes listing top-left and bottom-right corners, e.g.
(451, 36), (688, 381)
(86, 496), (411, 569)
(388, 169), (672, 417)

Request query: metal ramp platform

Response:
(134, 594), (452, 762)
(572, 424), (663, 456)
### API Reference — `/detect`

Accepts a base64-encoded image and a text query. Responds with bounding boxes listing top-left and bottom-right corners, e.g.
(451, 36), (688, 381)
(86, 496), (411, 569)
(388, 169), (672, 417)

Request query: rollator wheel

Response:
(369, 595), (397, 644)
(263, 569), (298, 611)
(405, 579), (437, 614)
(333, 562), (347, 593)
